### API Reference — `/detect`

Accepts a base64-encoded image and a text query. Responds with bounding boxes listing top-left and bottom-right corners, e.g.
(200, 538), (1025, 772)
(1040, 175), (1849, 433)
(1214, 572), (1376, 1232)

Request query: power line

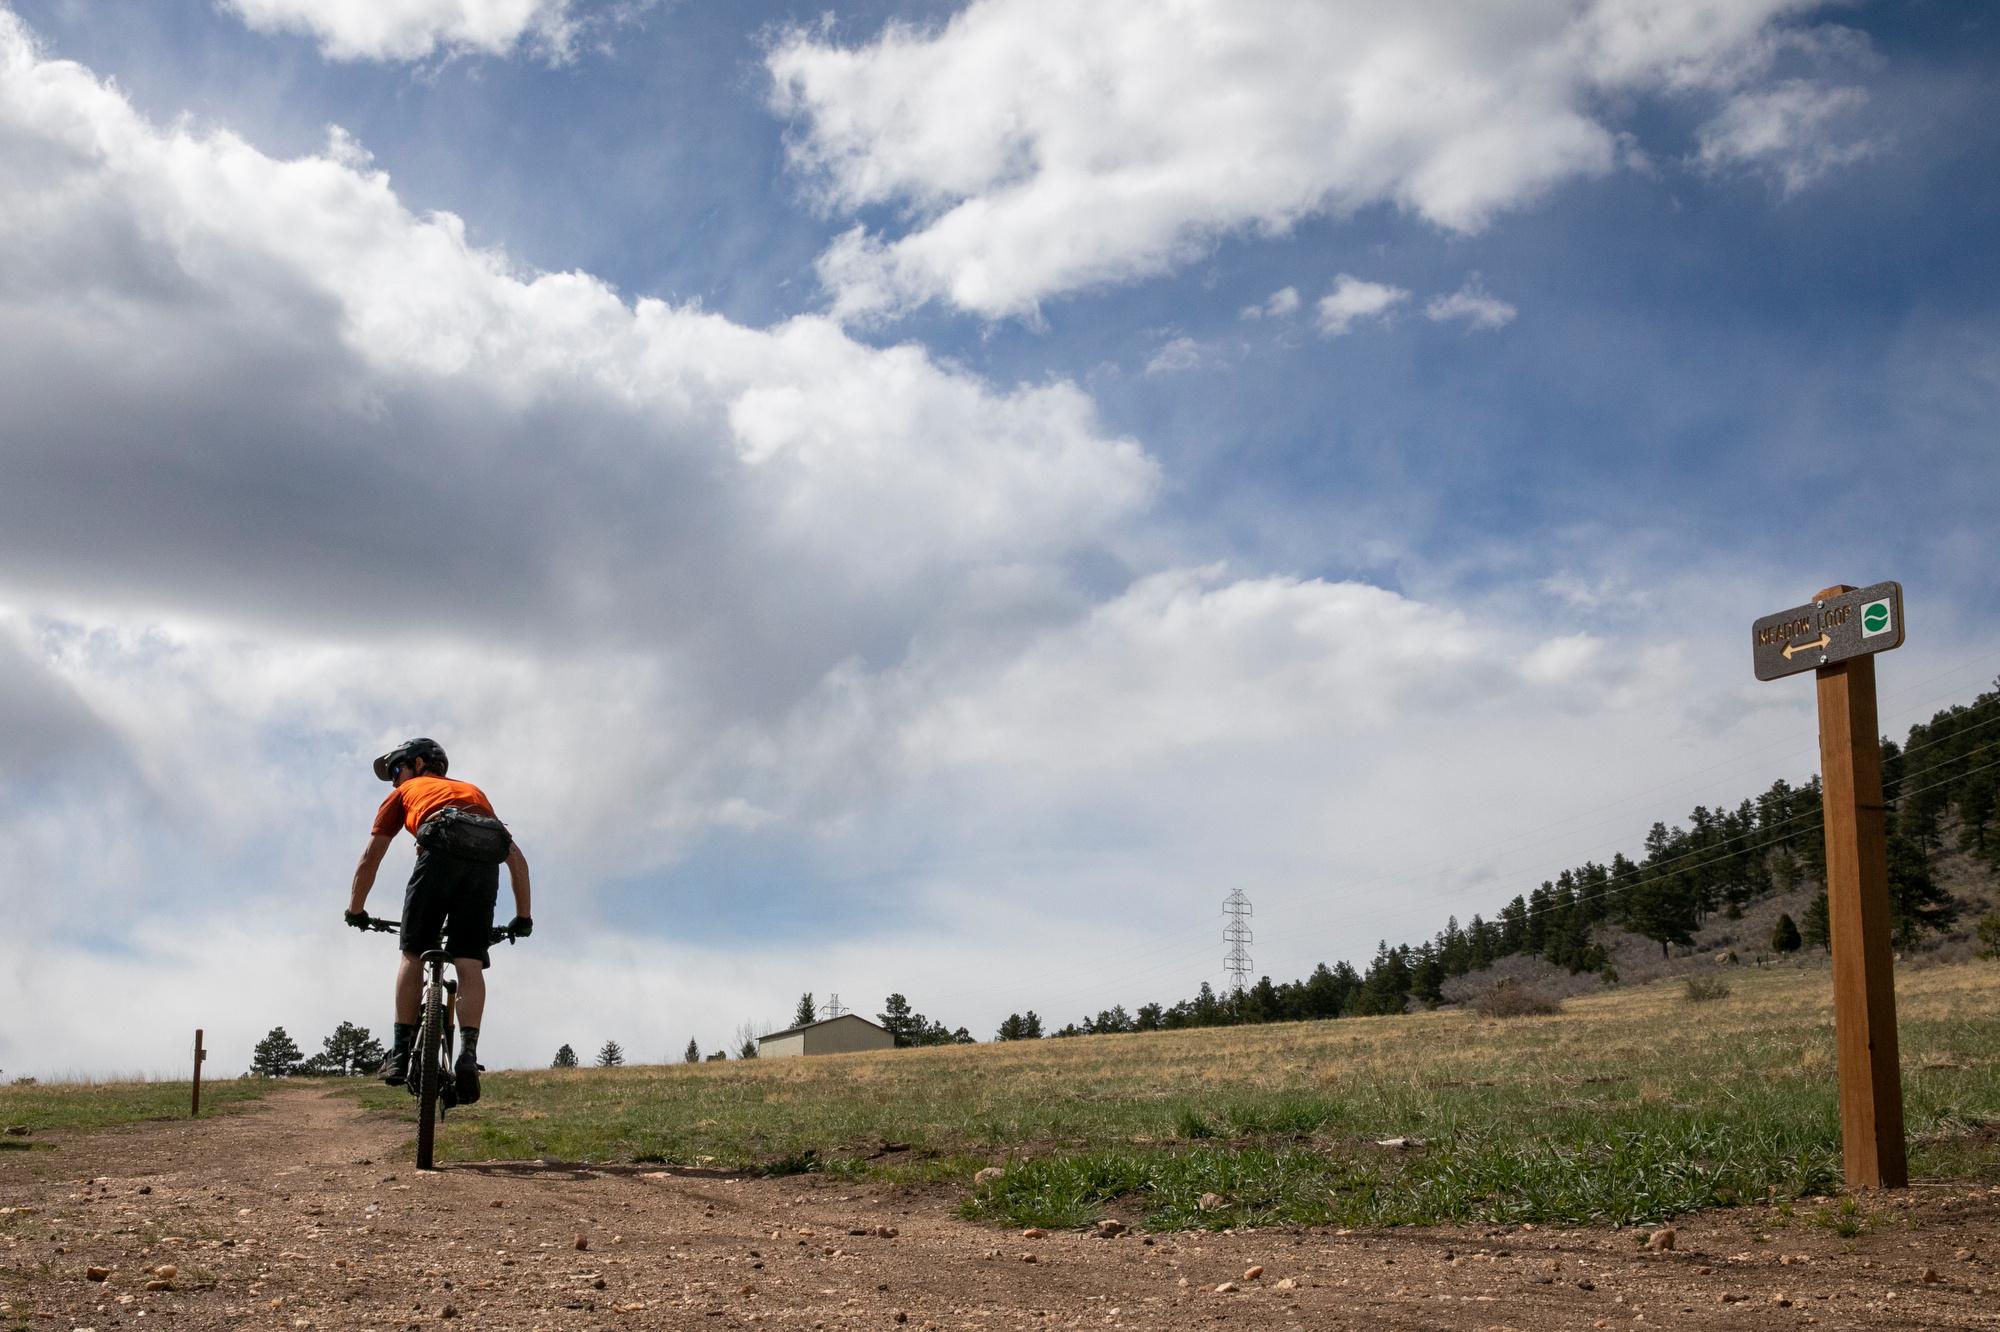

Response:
(1267, 653), (2000, 918)
(940, 657), (2000, 1025)
(1470, 746), (2000, 932)
(1252, 734), (2000, 981)
(1260, 700), (2000, 949)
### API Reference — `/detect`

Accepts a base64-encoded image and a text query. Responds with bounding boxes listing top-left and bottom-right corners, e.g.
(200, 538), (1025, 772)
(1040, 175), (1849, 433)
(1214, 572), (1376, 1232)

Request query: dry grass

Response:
(337, 961), (2000, 1231)
(0, 1079), (270, 1136)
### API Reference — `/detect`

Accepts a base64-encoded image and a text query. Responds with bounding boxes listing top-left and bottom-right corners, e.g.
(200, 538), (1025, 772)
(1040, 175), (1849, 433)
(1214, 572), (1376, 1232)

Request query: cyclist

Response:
(344, 737), (532, 1104)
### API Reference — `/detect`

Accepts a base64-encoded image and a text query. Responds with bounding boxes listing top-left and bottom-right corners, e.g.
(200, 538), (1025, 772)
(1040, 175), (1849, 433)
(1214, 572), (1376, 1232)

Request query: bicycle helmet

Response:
(373, 737), (449, 782)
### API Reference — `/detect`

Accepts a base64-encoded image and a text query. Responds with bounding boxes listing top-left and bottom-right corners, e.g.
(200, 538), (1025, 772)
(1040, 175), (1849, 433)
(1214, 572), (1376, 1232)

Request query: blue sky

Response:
(2, 0), (1996, 1076)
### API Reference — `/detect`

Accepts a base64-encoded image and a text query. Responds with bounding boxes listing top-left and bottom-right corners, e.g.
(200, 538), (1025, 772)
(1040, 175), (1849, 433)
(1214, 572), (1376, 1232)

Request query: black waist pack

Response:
(417, 806), (513, 864)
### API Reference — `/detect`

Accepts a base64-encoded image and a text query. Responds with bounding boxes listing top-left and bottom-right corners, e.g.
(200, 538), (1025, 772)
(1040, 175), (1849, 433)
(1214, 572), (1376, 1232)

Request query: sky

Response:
(2, 0), (1997, 1079)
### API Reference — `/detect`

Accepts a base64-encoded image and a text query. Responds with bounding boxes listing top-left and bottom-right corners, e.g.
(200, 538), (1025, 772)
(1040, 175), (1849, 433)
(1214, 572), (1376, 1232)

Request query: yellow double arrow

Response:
(1781, 633), (1831, 661)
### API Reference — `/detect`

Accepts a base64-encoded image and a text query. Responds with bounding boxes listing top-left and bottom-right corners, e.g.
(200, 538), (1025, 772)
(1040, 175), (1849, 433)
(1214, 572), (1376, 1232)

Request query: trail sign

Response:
(1753, 581), (1908, 1190)
(1751, 581), (1904, 681)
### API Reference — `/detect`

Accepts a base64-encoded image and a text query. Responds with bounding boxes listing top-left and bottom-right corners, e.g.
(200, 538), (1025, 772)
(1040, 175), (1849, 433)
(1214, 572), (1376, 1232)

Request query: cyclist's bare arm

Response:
(504, 843), (532, 919)
(348, 833), (395, 914)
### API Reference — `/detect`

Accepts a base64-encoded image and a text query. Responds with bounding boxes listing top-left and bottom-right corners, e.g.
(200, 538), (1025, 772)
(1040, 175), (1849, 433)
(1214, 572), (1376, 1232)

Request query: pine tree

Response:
(1770, 913), (1802, 954)
(1886, 830), (1957, 947)
(1626, 871), (1699, 959)
(249, 1027), (304, 1078)
(1301, 962), (1348, 1019)
(793, 993), (816, 1028)
(551, 1044), (579, 1068)
(1351, 942), (1412, 1016)
(595, 1040), (624, 1068)
(1801, 889), (1831, 950)
(878, 994), (916, 1047)
(305, 1022), (385, 1077)
(1407, 945), (1446, 1006)
(683, 1038), (700, 1064)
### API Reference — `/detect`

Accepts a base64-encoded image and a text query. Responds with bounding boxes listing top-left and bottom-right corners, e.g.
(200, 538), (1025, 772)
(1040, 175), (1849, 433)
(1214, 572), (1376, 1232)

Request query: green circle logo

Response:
(1863, 602), (1890, 635)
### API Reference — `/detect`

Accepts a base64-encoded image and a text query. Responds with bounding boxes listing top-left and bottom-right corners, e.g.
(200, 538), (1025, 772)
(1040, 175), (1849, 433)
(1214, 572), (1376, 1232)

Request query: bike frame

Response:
(355, 914), (517, 1170)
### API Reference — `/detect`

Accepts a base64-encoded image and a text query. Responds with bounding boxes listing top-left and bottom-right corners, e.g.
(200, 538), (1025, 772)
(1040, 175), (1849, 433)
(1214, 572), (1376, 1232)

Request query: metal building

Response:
(756, 1013), (895, 1058)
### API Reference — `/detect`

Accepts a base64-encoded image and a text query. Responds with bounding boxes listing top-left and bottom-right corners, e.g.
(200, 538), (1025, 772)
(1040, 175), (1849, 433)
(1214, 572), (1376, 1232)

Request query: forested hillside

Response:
(1012, 677), (2000, 1040)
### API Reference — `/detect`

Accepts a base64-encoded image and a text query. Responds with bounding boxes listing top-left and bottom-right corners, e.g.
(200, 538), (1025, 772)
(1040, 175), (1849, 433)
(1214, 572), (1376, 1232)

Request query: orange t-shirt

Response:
(371, 775), (498, 838)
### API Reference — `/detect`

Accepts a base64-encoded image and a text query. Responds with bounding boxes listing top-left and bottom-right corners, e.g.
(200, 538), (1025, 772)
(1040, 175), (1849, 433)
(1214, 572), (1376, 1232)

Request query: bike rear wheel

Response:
(415, 982), (446, 1170)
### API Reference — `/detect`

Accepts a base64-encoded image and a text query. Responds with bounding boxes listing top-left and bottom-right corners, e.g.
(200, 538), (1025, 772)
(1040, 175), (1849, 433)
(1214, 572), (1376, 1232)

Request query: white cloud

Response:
(1315, 274), (1410, 337)
(0, 0), (1184, 1047)
(4, 10), (1966, 1078)
(1696, 80), (1880, 194)
(1426, 276), (1518, 331)
(900, 569), (1483, 773)
(0, 4), (1156, 889)
(220, 0), (582, 62)
(0, 10), (1155, 618)
(1240, 286), (1300, 321)
(768, 0), (1850, 319)
(1143, 335), (1208, 375)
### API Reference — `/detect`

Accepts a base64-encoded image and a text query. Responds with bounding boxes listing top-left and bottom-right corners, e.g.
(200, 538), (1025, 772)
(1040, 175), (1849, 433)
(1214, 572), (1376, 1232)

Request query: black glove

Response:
(508, 915), (533, 938)
(345, 910), (370, 930)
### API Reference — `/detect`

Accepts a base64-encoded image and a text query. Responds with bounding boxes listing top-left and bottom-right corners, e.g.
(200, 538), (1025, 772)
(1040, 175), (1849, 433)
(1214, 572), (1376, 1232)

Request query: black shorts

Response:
(399, 846), (500, 967)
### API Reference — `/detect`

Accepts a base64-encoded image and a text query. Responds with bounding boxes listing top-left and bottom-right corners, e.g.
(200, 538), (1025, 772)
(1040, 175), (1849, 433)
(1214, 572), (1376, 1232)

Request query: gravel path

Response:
(3, 1086), (1996, 1330)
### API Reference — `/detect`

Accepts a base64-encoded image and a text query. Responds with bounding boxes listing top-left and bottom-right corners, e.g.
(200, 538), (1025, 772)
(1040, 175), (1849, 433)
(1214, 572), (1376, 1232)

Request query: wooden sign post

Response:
(191, 1029), (206, 1118)
(1815, 644), (1906, 1187)
(1752, 582), (1908, 1189)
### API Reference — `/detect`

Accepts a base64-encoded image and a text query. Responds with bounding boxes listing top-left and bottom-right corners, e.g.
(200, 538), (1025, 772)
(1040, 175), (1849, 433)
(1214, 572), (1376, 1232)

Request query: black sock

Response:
(458, 1026), (479, 1059)
(392, 1022), (416, 1054)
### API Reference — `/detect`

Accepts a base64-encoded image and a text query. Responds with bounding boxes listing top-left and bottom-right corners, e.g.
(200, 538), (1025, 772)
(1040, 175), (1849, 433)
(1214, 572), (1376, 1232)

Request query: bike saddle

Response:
(419, 948), (453, 965)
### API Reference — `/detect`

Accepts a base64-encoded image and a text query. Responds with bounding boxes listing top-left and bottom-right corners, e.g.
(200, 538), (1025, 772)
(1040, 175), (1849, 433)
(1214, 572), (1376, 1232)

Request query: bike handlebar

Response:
(353, 913), (520, 945)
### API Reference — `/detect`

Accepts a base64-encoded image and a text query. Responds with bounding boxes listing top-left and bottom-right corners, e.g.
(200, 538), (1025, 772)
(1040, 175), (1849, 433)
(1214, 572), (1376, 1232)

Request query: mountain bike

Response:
(353, 914), (521, 1170)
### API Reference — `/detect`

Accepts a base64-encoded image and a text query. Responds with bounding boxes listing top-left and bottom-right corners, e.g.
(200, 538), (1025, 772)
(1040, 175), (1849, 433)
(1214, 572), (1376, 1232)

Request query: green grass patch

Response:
(346, 963), (2000, 1230)
(966, 1115), (1845, 1230)
(0, 1079), (271, 1135)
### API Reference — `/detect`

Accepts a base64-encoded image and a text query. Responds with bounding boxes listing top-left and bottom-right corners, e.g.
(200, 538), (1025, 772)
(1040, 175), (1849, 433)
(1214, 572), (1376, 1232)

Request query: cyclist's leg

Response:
(454, 959), (486, 1029)
(441, 858), (499, 1103)
(394, 952), (423, 1025)
(440, 857), (499, 1013)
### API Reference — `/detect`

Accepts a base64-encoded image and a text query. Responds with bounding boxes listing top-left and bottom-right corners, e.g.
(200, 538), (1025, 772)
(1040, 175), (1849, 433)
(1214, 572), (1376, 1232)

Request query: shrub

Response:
(1684, 976), (1731, 1003)
(1977, 912), (2000, 961)
(1770, 913), (1802, 954)
(1173, 1105), (1218, 1140)
(1474, 978), (1563, 1018)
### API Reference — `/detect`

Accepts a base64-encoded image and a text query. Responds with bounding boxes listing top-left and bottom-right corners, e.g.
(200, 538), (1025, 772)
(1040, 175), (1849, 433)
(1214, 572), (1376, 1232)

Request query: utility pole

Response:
(1223, 890), (1254, 996)
(1752, 581), (1908, 1188)
(821, 993), (848, 1019)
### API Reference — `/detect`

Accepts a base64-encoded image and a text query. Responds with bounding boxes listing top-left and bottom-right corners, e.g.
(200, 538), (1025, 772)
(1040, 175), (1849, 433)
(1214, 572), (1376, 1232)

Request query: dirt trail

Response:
(3, 1088), (1997, 1330)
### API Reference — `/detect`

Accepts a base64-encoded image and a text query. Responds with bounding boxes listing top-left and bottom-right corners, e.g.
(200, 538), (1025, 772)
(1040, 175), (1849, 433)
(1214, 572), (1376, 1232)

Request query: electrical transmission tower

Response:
(1222, 889), (1253, 996)
(820, 993), (848, 1019)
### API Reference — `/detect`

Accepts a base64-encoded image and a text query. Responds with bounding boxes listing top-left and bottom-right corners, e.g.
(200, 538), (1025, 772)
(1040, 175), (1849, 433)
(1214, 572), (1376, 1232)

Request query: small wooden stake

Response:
(1813, 586), (1907, 1189)
(191, 1029), (205, 1118)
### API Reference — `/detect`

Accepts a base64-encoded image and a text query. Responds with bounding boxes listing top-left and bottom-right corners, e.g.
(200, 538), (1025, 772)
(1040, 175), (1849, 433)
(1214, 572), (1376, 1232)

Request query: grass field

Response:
(353, 960), (2000, 1230)
(0, 1079), (269, 1140)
